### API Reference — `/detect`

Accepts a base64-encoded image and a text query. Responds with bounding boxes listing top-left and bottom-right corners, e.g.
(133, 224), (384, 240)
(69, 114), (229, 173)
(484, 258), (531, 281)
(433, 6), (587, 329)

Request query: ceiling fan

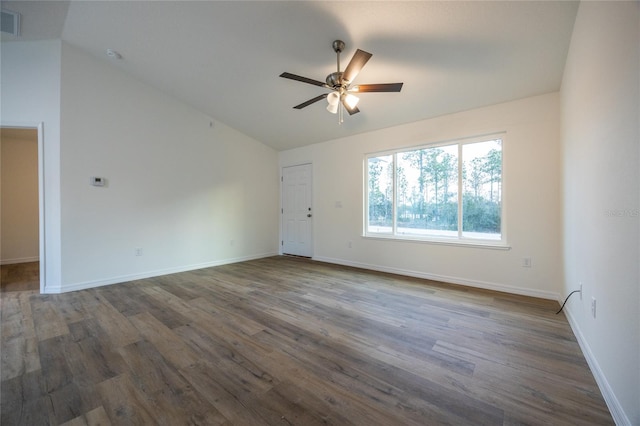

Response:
(280, 40), (403, 122)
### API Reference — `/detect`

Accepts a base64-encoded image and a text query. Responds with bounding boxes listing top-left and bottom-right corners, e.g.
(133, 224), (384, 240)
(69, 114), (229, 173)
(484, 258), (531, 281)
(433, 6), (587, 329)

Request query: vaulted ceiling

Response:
(2, 1), (579, 151)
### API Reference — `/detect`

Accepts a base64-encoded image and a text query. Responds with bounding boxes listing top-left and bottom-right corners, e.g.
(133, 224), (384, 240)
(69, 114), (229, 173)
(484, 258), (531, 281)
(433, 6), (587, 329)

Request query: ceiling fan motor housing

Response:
(326, 72), (344, 89)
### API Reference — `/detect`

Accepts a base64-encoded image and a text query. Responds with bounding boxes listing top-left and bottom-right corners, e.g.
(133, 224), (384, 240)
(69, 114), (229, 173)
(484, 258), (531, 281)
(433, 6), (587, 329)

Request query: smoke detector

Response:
(106, 49), (122, 60)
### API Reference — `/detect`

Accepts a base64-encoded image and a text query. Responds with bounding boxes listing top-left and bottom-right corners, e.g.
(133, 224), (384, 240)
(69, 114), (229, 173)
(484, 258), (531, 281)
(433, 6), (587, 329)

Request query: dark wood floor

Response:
(1, 256), (611, 425)
(1, 262), (39, 293)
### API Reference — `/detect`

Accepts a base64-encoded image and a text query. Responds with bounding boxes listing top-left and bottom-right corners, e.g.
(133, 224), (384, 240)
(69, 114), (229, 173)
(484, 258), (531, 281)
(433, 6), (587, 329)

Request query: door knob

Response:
(307, 214), (312, 217)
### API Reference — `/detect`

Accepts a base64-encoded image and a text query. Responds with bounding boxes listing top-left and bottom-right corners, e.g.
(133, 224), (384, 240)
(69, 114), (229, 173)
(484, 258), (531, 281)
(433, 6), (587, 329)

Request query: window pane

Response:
(367, 155), (393, 233)
(397, 145), (458, 237)
(462, 139), (502, 239)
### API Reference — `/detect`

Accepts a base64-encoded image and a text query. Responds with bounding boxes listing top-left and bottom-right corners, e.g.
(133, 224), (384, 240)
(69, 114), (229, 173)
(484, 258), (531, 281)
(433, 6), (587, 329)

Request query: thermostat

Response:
(90, 176), (106, 187)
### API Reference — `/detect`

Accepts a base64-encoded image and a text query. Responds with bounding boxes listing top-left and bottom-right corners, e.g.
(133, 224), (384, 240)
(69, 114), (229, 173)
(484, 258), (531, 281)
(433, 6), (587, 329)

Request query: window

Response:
(366, 136), (503, 244)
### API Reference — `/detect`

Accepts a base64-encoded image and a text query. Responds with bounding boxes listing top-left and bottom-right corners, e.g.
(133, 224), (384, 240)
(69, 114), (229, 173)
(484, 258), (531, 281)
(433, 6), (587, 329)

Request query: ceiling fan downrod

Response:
(327, 40), (346, 89)
(333, 40), (345, 71)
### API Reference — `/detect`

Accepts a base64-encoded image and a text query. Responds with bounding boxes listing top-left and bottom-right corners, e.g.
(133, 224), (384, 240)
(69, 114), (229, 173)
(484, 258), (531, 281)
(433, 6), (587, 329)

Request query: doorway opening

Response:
(1, 125), (44, 293)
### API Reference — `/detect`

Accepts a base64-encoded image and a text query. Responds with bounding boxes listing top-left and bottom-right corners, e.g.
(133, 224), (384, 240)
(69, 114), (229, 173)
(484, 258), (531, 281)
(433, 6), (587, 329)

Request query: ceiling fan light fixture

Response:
(343, 93), (360, 109)
(327, 91), (340, 106)
(326, 102), (339, 114)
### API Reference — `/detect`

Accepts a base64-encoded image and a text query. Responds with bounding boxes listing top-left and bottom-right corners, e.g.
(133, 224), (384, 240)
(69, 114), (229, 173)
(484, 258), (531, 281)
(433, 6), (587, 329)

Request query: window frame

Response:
(364, 133), (508, 249)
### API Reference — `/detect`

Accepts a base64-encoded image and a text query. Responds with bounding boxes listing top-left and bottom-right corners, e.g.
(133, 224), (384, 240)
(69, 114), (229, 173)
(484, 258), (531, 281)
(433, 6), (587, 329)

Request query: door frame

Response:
(1, 122), (45, 293)
(280, 163), (313, 257)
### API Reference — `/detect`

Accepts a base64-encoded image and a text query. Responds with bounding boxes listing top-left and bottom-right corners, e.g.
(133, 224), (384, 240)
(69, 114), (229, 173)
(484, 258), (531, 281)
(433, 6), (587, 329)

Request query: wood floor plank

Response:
(1, 292), (35, 341)
(64, 321), (128, 388)
(139, 285), (194, 317)
(84, 406), (112, 426)
(0, 393), (53, 426)
(179, 360), (270, 425)
(97, 283), (147, 317)
(0, 256), (613, 425)
(60, 415), (91, 426)
(31, 298), (71, 341)
(117, 340), (227, 425)
(189, 296), (266, 336)
(47, 382), (91, 425)
(274, 364), (415, 426)
(38, 335), (75, 394)
(173, 323), (277, 397)
(1, 369), (47, 408)
(88, 299), (141, 349)
(58, 406), (113, 426)
(53, 291), (94, 324)
(128, 311), (200, 369)
(95, 374), (158, 425)
(249, 380), (356, 426)
(1, 335), (40, 381)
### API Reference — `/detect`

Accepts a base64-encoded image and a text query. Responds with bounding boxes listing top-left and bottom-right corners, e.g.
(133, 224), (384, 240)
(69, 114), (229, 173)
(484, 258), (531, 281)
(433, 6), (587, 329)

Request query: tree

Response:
(397, 166), (409, 221)
(482, 148), (502, 203)
(423, 148), (457, 229)
(466, 157), (486, 198)
(402, 150), (428, 220)
(423, 148), (443, 222)
(368, 160), (383, 222)
(368, 158), (393, 226)
(462, 147), (501, 234)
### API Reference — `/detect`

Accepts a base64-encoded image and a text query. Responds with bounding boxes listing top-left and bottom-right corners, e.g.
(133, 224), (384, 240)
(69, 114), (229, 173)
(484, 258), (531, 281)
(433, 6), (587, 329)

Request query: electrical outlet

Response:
(579, 283), (583, 300)
(591, 297), (596, 318)
(522, 257), (532, 267)
(135, 247), (143, 256)
(348, 241), (352, 248)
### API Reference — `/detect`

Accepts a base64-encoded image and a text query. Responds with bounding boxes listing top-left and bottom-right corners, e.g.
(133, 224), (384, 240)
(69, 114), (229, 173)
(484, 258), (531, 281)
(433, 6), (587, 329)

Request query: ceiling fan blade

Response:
(280, 72), (326, 87)
(353, 83), (404, 93)
(293, 94), (328, 109)
(342, 101), (360, 116)
(342, 49), (372, 84)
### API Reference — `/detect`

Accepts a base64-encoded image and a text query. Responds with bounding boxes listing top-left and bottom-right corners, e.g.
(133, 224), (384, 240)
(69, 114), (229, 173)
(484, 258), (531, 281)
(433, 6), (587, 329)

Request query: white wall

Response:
(1, 40), (62, 289)
(560, 2), (639, 425)
(1, 131), (39, 264)
(280, 93), (562, 300)
(59, 43), (279, 291)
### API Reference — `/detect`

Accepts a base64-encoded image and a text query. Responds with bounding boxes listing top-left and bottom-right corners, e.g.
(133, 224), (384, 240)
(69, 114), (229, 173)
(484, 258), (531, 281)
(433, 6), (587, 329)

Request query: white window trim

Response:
(364, 133), (508, 249)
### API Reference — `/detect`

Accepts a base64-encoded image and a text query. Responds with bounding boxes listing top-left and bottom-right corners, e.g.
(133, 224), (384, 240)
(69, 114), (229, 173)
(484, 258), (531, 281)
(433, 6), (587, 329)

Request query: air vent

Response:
(1, 9), (21, 37)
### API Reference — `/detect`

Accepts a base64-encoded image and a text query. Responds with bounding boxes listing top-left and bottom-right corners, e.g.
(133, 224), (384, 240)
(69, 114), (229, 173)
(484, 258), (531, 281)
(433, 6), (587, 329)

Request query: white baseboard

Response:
(47, 252), (278, 294)
(1, 256), (39, 265)
(312, 255), (559, 300)
(563, 308), (631, 426)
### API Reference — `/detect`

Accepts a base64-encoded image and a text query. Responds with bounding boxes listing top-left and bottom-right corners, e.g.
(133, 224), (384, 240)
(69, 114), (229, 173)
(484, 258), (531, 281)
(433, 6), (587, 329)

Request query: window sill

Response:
(362, 234), (511, 250)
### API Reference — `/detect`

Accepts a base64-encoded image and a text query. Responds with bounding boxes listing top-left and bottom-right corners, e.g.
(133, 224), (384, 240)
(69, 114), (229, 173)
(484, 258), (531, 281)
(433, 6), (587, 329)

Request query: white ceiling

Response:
(2, 1), (578, 151)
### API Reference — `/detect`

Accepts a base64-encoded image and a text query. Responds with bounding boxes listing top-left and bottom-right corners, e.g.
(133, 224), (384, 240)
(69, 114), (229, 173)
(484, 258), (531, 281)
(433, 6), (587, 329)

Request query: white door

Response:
(282, 164), (312, 257)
